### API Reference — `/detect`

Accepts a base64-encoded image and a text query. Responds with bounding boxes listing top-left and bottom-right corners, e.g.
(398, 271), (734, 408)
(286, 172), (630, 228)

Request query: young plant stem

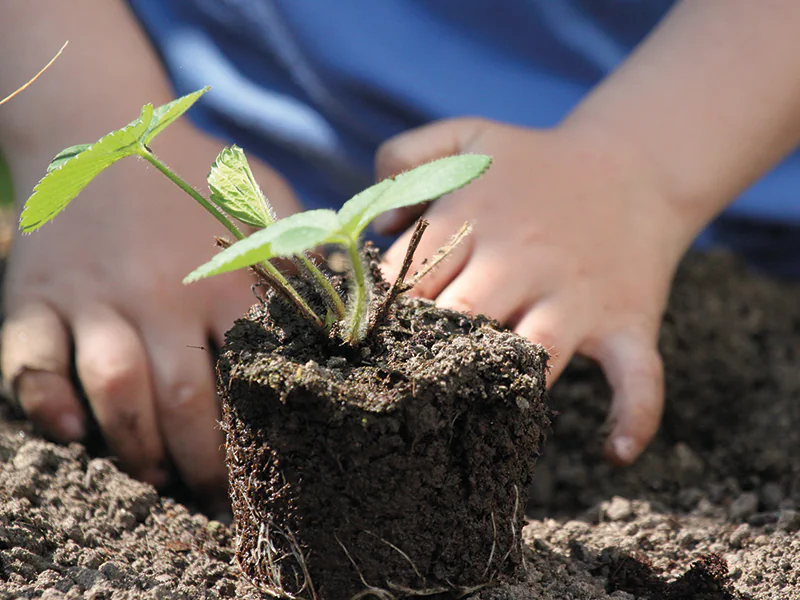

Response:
(139, 148), (321, 324)
(258, 265), (325, 329)
(369, 219), (428, 337)
(137, 150), (327, 326)
(137, 148), (244, 241)
(141, 148), (324, 329)
(215, 238), (325, 328)
(346, 240), (368, 344)
(297, 253), (347, 319)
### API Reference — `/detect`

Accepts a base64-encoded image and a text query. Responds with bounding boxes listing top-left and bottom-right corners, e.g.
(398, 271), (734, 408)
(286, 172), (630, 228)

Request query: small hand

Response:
(1, 126), (301, 507)
(375, 118), (692, 465)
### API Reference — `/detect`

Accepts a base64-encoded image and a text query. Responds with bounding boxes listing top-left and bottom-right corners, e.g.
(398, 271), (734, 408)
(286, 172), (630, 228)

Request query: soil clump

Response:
(218, 266), (549, 598)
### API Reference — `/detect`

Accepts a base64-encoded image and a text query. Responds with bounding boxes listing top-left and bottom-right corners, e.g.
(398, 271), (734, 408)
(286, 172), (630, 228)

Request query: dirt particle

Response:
(728, 524), (751, 548)
(12, 441), (61, 471)
(728, 492), (759, 522)
(98, 561), (125, 581)
(776, 509), (800, 532)
(604, 497), (633, 522)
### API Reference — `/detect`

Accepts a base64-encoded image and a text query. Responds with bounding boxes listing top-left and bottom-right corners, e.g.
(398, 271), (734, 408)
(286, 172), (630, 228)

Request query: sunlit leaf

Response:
(347, 154), (491, 237)
(208, 145), (274, 228)
(20, 104), (154, 232)
(143, 87), (209, 145)
(47, 144), (92, 172)
(184, 209), (341, 283)
(337, 178), (393, 237)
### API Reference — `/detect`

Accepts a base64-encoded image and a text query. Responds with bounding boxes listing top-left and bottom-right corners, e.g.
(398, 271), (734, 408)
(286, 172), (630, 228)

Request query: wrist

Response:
(556, 111), (715, 257)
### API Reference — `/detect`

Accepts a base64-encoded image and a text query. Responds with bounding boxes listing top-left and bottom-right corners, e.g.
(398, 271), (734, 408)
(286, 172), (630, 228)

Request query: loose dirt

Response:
(1, 251), (798, 599)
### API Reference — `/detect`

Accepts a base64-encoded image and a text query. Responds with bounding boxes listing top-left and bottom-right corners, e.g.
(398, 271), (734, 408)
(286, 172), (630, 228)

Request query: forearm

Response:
(564, 0), (800, 245)
(0, 0), (300, 218)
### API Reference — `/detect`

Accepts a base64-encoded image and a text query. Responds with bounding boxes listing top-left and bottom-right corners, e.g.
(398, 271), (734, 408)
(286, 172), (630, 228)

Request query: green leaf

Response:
(208, 145), (275, 228)
(47, 144), (92, 172)
(20, 104), (154, 232)
(184, 209), (340, 283)
(337, 178), (393, 237)
(143, 87), (209, 145)
(343, 154), (492, 237)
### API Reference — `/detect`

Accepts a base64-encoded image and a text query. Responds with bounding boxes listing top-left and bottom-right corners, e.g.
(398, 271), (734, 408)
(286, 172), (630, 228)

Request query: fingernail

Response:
(612, 436), (637, 464)
(57, 413), (85, 441)
(372, 210), (398, 233)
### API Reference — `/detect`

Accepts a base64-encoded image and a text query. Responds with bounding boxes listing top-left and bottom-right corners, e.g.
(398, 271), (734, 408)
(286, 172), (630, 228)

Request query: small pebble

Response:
(729, 523), (751, 548)
(99, 560), (124, 580)
(694, 498), (717, 518)
(729, 492), (759, 521)
(605, 496), (633, 522)
(777, 509), (800, 533)
(677, 487), (704, 510)
(677, 530), (697, 548)
(12, 441), (57, 471)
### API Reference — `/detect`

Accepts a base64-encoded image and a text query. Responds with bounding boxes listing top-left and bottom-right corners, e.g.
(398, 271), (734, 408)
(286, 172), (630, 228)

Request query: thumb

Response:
(372, 118), (486, 234)
(593, 329), (665, 466)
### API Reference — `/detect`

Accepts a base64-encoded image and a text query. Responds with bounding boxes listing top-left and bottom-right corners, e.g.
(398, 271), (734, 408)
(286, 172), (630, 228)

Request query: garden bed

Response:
(0, 251), (798, 599)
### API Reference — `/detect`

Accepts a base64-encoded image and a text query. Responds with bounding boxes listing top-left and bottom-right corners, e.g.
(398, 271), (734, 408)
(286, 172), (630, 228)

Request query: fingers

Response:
(372, 204), (429, 236)
(513, 298), (584, 387)
(590, 329), (665, 466)
(5, 299), (227, 500)
(142, 319), (228, 506)
(375, 117), (485, 181)
(1, 303), (86, 442)
(73, 307), (166, 485)
(435, 254), (535, 323)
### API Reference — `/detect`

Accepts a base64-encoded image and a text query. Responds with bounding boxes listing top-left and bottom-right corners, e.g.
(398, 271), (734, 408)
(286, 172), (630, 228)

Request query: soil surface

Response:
(1, 251), (799, 599)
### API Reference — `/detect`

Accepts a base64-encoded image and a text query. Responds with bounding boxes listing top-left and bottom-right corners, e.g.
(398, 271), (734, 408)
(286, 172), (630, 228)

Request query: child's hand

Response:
(1, 124), (302, 508)
(375, 118), (695, 465)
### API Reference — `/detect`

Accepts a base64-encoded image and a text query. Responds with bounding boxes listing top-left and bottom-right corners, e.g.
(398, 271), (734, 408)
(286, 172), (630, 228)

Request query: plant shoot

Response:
(20, 88), (491, 344)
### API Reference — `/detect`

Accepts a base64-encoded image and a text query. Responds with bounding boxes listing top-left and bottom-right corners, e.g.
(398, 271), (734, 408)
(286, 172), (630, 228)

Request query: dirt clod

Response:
(218, 278), (549, 598)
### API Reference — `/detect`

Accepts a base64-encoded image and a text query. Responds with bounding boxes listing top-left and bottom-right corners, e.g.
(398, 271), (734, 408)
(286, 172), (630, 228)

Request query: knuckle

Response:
(105, 405), (145, 440)
(80, 355), (143, 400)
(157, 379), (208, 417)
(375, 141), (407, 177)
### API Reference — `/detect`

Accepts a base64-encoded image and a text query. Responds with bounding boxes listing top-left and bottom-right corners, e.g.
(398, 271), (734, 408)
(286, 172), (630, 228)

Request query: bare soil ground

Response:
(1, 251), (798, 599)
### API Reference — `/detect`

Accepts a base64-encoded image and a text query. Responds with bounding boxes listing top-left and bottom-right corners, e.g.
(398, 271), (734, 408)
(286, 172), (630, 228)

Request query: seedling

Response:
(20, 88), (490, 344)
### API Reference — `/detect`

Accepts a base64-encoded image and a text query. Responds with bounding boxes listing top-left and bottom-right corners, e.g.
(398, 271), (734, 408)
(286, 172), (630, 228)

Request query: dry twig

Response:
(1, 41), (68, 106)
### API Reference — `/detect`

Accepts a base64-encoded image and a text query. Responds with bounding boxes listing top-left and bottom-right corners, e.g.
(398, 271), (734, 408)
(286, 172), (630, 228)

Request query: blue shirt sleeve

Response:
(127, 0), (800, 278)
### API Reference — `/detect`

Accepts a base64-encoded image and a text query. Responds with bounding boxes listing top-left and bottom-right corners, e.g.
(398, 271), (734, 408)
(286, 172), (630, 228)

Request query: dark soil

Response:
(218, 270), (549, 598)
(1, 251), (799, 599)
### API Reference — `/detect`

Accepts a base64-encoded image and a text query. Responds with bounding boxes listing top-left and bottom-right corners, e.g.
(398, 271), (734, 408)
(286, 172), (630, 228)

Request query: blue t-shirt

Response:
(127, 0), (800, 277)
